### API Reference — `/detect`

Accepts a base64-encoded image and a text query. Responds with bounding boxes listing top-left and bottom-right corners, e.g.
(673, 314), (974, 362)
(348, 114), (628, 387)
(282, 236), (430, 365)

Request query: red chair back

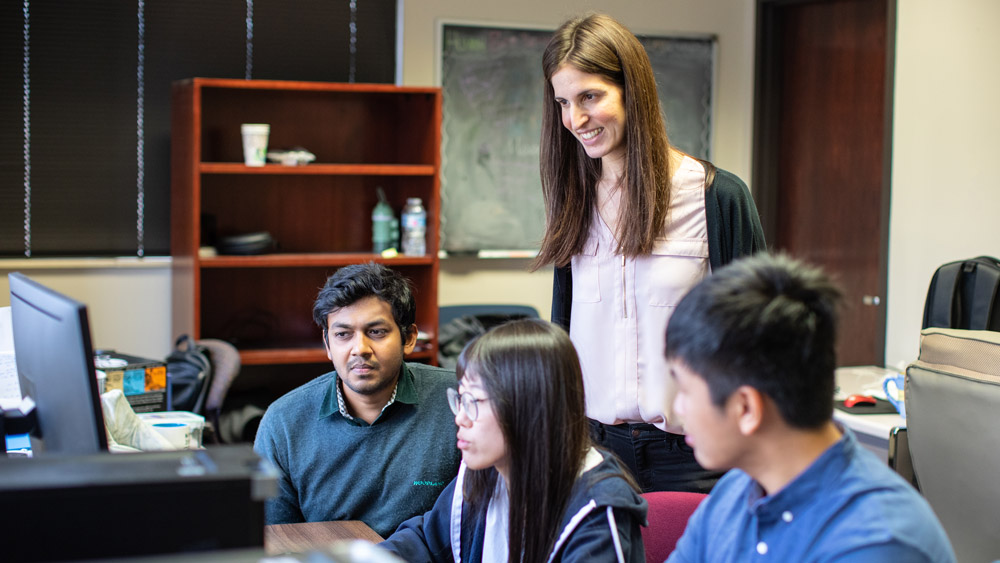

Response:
(641, 491), (707, 563)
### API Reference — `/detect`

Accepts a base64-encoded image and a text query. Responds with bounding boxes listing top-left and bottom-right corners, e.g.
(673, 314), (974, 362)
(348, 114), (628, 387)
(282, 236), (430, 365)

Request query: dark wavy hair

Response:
(533, 13), (674, 269)
(456, 319), (591, 563)
(312, 262), (416, 342)
(665, 253), (844, 428)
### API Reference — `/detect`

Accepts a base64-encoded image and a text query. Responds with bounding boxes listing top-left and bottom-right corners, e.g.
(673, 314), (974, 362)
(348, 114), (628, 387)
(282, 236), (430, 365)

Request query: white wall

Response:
(3, 0), (996, 368)
(885, 0), (1000, 368)
(0, 259), (172, 360)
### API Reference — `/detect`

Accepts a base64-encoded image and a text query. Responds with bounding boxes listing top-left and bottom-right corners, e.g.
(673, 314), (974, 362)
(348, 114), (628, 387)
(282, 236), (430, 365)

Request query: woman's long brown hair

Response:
(533, 13), (673, 269)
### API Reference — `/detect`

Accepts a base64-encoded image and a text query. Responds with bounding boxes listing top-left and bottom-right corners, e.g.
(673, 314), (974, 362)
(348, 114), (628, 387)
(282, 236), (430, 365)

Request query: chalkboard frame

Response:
(436, 20), (717, 255)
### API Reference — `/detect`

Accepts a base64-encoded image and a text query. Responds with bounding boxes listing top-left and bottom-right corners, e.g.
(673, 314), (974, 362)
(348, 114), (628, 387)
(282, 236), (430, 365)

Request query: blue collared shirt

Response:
(668, 428), (955, 563)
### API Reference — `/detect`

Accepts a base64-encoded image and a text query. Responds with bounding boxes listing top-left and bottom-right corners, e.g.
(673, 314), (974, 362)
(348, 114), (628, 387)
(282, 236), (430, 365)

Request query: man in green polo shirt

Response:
(254, 263), (460, 537)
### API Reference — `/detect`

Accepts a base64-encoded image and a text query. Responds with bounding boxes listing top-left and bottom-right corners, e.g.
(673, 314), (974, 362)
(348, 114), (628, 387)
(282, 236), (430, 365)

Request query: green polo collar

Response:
(319, 363), (419, 423)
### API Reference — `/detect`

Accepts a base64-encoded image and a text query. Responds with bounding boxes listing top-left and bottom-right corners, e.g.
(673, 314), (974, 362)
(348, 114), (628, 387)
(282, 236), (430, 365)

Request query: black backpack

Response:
(922, 256), (1000, 332)
(165, 335), (213, 413)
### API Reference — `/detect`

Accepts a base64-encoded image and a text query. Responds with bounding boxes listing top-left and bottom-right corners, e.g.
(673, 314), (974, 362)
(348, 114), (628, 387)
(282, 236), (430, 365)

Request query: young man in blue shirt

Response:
(254, 263), (460, 537)
(663, 253), (955, 562)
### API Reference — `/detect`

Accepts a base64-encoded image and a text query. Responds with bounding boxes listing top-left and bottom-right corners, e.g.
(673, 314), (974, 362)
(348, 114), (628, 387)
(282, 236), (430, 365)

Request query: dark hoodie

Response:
(380, 448), (648, 563)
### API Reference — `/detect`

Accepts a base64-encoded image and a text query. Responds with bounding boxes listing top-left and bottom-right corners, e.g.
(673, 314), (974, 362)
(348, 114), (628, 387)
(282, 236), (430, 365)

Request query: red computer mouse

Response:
(844, 394), (878, 408)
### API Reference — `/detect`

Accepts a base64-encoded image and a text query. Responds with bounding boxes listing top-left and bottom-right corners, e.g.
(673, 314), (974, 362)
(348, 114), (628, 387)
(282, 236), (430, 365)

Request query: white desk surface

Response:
(833, 410), (903, 441)
(833, 366), (904, 457)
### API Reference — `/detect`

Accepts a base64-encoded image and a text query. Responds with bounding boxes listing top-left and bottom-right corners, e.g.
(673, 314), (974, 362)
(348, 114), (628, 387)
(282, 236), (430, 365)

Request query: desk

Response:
(265, 521), (384, 555)
(90, 522), (389, 562)
(833, 366), (904, 462)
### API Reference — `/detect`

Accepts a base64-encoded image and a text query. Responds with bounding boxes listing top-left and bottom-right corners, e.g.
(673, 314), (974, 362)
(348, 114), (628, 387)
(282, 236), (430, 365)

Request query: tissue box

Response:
(98, 352), (168, 413)
(137, 411), (205, 449)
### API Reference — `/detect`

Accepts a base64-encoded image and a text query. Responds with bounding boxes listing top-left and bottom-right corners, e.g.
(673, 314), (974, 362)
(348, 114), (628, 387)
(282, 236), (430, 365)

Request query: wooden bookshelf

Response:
(170, 78), (441, 367)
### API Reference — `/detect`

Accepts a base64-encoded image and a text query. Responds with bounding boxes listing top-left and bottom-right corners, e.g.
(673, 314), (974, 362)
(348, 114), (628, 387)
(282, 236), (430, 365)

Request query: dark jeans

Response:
(589, 419), (722, 494)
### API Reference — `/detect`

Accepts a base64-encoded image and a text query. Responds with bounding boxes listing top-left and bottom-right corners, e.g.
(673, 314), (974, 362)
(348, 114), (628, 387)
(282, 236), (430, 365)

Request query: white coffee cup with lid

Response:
(241, 123), (270, 166)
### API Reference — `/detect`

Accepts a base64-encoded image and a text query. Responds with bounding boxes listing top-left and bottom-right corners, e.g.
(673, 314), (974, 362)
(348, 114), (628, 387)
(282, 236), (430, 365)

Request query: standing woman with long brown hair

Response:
(531, 13), (765, 494)
(380, 319), (647, 562)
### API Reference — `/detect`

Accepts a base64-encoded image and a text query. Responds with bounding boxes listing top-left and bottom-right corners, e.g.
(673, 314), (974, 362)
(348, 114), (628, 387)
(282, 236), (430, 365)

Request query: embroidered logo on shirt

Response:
(412, 480), (446, 487)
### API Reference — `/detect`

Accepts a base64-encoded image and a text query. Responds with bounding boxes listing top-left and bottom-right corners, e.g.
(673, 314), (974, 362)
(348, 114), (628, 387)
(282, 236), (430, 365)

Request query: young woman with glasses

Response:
(379, 319), (647, 563)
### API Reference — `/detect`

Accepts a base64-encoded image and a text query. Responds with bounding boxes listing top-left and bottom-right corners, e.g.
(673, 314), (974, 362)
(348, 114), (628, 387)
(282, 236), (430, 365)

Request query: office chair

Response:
(197, 338), (241, 443)
(437, 304), (540, 329)
(437, 305), (540, 368)
(903, 327), (1000, 562)
(640, 491), (706, 563)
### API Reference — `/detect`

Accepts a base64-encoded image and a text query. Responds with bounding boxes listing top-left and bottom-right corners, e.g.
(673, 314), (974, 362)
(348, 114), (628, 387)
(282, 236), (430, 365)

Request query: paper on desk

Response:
(0, 306), (21, 409)
(834, 365), (898, 401)
(101, 389), (175, 451)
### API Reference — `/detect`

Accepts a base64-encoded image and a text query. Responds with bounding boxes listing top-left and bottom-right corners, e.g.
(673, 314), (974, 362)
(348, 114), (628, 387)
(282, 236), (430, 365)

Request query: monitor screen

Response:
(8, 273), (108, 455)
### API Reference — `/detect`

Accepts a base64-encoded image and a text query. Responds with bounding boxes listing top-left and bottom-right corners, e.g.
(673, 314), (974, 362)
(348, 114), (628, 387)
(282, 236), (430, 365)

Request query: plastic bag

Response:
(100, 389), (174, 452)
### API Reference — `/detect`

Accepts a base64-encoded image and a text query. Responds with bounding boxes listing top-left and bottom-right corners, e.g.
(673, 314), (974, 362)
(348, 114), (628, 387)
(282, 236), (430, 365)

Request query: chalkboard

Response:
(439, 23), (716, 253)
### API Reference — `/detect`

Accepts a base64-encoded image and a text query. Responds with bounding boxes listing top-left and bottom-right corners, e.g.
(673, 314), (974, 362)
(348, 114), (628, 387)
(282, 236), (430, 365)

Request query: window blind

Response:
(0, 0), (396, 258)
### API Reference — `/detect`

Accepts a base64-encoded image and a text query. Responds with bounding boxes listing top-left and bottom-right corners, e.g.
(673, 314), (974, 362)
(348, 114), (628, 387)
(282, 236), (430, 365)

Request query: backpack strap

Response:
(924, 261), (962, 329)
(969, 257), (1000, 330)
(190, 342), (213, 415)
(169, 334), (213, 414)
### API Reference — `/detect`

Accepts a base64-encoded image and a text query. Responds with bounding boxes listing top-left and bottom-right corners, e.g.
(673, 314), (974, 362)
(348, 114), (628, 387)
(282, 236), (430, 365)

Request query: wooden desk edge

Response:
(265, 520), (384, 555)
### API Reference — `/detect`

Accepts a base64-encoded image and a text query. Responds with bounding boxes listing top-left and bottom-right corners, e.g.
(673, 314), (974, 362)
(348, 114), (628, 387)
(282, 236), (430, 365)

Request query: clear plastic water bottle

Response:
(400, 197), (427, 256)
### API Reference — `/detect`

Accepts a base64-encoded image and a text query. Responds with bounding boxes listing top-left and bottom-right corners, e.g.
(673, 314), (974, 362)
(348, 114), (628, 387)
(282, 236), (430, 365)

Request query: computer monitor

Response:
(8, 272), (108, 455)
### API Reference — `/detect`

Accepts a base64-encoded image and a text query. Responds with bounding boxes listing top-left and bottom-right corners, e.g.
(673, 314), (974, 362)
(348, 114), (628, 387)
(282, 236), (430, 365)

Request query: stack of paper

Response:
(0, 307), (20, 410)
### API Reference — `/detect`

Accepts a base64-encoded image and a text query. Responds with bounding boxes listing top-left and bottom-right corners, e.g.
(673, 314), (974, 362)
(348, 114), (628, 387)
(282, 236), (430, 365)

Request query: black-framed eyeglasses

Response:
(447, 387), (486, 421)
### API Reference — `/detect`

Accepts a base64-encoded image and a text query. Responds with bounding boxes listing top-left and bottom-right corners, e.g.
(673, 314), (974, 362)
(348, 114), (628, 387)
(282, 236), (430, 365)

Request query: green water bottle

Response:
(372, 187), (398, 253)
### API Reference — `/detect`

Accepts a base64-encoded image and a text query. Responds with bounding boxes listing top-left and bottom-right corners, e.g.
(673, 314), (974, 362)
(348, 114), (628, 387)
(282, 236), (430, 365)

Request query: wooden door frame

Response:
(751, 0), (897, 366)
